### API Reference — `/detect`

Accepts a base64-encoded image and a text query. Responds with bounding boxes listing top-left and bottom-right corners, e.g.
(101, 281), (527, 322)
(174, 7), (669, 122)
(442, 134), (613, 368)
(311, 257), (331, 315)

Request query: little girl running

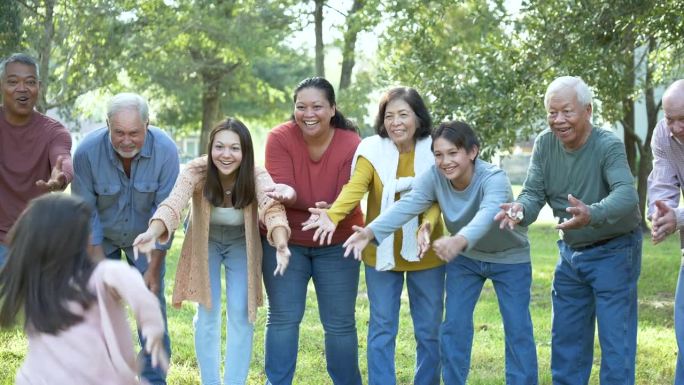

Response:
(0, 193), (168, 385)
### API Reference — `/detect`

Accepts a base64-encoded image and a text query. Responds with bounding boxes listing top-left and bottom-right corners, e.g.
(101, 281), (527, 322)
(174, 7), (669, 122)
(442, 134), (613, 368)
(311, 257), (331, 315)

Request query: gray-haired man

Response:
(72, 93), (179, 384)
(495, 76), (641, 385)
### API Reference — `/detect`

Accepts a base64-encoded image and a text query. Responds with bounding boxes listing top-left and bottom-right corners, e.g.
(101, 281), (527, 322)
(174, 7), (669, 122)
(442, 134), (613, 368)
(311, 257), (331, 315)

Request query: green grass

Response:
(1, 223), (681, 385)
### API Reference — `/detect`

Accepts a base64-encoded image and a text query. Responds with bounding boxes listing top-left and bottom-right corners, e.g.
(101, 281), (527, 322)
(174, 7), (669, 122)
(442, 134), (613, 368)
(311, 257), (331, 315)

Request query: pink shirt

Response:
(265, 120), (363, 246)
(648, 118), (684, 241)
(16, 260), (164, 385)
(0, 107), (73, 243)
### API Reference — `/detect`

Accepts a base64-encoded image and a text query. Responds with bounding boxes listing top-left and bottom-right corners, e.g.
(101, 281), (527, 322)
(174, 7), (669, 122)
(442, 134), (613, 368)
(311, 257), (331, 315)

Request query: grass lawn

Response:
(0, 223), (680, 384)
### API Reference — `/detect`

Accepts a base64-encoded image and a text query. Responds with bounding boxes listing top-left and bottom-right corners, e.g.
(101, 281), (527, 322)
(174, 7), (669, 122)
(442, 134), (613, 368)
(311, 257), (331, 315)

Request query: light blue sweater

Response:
(368, 159), (530, 264)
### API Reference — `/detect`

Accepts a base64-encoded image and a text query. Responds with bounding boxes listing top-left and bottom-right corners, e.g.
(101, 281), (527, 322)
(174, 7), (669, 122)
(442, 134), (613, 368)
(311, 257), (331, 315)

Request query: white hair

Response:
(106, 93), (149, 122)
(544, 76), (593, 109)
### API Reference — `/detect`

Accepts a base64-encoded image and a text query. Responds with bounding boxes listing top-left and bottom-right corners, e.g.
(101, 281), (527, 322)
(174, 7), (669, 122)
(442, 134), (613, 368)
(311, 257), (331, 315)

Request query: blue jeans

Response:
(441, 256), (538, 385)
(107, 247), (172, 385)
(551, 229), (642, 385)
(0, 243), (6, 267)
(676, 254), (684, 385)
(365, 264), (444, 385)
(262, 239), (362, 385)
(194, 225), (253, 385)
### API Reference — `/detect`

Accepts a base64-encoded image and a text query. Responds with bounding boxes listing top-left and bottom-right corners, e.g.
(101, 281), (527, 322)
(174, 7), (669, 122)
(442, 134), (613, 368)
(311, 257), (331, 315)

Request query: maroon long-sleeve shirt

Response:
(264, 120), (363, 246)
(0, 107), (73, 243)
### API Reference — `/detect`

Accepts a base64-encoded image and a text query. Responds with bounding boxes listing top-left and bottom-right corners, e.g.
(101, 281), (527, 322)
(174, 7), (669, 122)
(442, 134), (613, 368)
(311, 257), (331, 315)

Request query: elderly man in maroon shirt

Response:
(0, 53), (72, 265)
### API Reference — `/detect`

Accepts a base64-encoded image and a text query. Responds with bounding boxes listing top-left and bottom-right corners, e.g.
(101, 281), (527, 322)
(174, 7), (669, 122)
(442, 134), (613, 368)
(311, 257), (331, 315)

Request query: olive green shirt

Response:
(516, 127), (640, 248)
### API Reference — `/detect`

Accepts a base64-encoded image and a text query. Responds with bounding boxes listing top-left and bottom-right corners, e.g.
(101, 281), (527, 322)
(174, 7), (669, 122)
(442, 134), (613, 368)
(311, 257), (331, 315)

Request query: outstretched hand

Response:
(144, 327), (169, 373)
(417, 222), (432, 259)
(342, 225), (374, 261)
(274, 244), (291, 276)
(556, 194), (591, 230)
(494, 202), (523, 230)
(264, 183), (297, 204)
(302, 207), (337, 245)
(35, 155), (67, 192)
(133, 230), (158, 263)
(432, 235), (467, 262)
(301, 201), (331, 227)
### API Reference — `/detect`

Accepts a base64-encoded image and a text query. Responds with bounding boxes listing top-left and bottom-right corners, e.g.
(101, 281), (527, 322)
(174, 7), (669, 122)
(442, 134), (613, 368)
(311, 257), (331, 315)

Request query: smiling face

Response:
(546, 87), (593, 150)
(1, 62), (40, 126)
(432, 136), (478, 190)
(384, 98), (417, 152)
(108, 109), (147, 159)
(293, 87), (336, 139)
(211, 129), (243, 178)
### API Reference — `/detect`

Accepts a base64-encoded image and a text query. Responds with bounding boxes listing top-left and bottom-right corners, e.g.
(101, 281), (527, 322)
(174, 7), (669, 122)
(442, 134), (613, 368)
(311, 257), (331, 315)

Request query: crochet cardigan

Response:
(152, 156), (290, 322)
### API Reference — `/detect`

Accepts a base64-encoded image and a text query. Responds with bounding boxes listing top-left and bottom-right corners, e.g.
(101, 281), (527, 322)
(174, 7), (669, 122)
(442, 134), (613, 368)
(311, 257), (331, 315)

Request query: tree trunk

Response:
(620, 43), (637, 175)
(339, 0), (365, 91)
(314, 0), (325, 77)
(637, 37), (660, 230)
(621, 99), (636, 175)
(189, 45), (239, 152)
(199, 77), (221, 153)
(37, 0), (55, 113)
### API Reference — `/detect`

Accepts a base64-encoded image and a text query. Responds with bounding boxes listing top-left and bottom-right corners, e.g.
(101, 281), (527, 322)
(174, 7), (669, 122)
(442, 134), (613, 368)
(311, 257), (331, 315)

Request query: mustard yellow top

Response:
(327, 152), (445, 271)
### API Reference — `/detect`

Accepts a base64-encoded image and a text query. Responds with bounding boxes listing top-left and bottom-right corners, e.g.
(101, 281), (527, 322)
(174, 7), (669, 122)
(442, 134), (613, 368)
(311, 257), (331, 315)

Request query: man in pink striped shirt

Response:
(647, 79), (684, 384)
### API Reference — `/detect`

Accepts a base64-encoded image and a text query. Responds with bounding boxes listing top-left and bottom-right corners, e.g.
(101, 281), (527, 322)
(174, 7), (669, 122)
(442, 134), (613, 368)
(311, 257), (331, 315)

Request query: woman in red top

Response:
(262, 77), (363, 385)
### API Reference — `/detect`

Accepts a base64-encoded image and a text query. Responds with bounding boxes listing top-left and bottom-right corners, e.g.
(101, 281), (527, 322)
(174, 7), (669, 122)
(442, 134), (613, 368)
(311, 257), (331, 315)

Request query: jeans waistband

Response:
(208, 224), (245, 244)
(571, 228), (640, 251)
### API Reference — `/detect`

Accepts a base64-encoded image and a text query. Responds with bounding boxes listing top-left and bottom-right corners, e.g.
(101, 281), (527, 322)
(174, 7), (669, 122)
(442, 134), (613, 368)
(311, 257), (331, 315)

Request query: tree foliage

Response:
(8, 0), (312, 143)
(115, 0), (311, 148)
(378, 0), (684, 224)
(11, 0), (130, 118)
(378, 0), (542, 160)
(0, 0), (22, 57)
(519, 0), (684, 226)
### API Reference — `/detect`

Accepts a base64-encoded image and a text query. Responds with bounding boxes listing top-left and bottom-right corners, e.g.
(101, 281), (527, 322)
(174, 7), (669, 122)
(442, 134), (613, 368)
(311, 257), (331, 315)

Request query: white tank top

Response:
(210, 206), (244, 226)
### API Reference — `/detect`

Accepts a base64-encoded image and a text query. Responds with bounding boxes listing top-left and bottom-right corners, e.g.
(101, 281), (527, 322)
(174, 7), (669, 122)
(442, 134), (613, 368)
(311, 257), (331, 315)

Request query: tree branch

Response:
(15, 0), (40, 17)
(622, 123), (644, 148)
(324, 3), (347, 17)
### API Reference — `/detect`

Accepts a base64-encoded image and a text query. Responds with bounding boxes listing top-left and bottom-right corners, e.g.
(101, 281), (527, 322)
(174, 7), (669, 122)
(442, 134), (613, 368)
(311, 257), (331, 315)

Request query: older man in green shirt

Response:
(495, 76), (641, 385)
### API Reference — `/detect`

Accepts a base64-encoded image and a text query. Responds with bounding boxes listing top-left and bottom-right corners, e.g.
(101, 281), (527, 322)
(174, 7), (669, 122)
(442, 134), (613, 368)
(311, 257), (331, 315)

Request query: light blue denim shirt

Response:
(72, 126), (180, 255)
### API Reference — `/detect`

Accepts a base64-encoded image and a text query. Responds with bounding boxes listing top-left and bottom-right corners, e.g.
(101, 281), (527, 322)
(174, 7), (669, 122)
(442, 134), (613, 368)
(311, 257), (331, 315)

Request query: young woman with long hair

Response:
(134, 117), (292, 384)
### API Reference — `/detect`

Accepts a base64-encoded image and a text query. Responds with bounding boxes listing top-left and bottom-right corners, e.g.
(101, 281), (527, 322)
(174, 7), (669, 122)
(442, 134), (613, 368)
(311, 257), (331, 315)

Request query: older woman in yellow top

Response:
(304, 87), (445, 385)
(134, 118), (292, 385)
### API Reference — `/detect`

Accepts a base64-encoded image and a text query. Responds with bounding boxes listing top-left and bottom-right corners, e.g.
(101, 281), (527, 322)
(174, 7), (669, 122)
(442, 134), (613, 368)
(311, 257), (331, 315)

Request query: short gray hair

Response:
(0, 53), (40, 80)
(106, 93), (149, 122)
(544, 76), (593, 109)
